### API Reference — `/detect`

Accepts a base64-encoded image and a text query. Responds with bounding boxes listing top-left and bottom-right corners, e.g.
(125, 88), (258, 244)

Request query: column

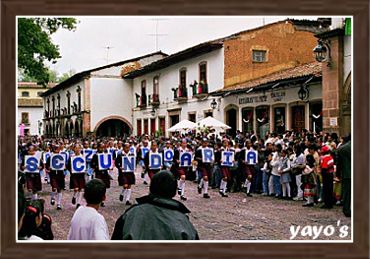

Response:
(253, 107), (257, 134)
(305, 102), (310, 131)
(238, 107), (243, 132)
(269, 105), (273, 133)
(286, 103), (291, 130)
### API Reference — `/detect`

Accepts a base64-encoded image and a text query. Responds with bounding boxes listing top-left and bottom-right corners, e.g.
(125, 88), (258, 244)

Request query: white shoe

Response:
(293, 196), (303, 201)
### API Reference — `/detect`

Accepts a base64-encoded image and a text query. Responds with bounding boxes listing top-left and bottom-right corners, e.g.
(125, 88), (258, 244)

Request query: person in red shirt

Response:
(320, 145), (335, 209)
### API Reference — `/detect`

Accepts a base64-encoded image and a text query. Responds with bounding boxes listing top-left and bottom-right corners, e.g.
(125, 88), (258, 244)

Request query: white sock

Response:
(286, 184), (291, 197)
(203, 180), (209, 194)
(308, 196), (314, 204)
(126, 189), (132, 201)
(57, 192), (62, 206)
(73, 192), (77, 198)
(180, 180), (185, 196)
(76, 191), (80, 204)
(79, 191), (84, 204)
(177, 180), (181, 190)
(32, 194), (38, 200)
(221, 180), (227, 193)
(51, 191), (56, 200)
(246, 180), (251, 193)
(123, 189), (127, 201)
(121, 189), (125, 195)
(144, 173), (149, 182)
(199, 178), (204, 188)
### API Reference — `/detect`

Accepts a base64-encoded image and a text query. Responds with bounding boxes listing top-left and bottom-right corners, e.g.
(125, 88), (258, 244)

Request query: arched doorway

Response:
(95, 116), (132, 138)
(225, 105), (238, 137)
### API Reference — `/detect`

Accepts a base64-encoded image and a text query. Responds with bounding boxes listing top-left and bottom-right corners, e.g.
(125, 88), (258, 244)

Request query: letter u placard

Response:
(98, 153), (113, 170)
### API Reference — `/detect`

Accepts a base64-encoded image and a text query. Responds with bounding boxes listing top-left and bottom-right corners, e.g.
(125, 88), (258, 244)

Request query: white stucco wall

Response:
(131, 49), (224, 135)
(89, 77), (133, 131)
(18, 107), (44, 135)
(343, 35), (351, 82)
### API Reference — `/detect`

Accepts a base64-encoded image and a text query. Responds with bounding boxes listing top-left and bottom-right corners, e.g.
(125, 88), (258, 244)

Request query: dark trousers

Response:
(322, 172), (334, 208)
(342, 178), (351, 217)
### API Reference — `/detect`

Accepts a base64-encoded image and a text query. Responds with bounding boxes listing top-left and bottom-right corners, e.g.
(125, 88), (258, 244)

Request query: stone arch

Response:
(224, 104), (239, 137)
(94, 115), (133, 138)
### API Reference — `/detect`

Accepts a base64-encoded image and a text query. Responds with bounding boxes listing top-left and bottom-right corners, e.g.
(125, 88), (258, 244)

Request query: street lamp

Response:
(150, 106), (156, 116)
(313, 39), (331, 66)
(210, 99), (217, 110)
(298, 85), (309, 101)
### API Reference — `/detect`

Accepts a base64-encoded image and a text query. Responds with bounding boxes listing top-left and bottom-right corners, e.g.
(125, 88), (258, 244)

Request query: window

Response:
(150, 118), (156, 134)
(159, 117), (166, 134)
(21, 91), (29, 97)
(188, 113), (196, 123)
(143, 119), (148, 134)
(252, 50), (267, 62)
(152, 77), (159, 103)
(21, 112), (29, 124)
(141, 80), (147, 106)
(66, 91), (71, 114)
(137, 119), (142, 136)
(204, 111), (213, 118)
(77, 86), (81, 111)
(180, 68), (186, 88)
(199, 62), (207, 83)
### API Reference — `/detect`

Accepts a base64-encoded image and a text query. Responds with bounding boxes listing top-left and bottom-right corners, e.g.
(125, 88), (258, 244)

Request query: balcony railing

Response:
(192, 81), (208, 98)
(151, 93), (160, 106)
(175, 85), (188, 102)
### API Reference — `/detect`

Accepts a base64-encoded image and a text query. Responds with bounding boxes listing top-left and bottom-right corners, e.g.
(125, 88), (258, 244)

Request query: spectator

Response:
(111, 171), (199, 240)
(68, 179), (109, 240)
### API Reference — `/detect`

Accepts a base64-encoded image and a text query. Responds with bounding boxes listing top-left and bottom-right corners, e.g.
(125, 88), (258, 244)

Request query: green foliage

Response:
(57, 69), (76, 83)
(18, 18), (77, 86)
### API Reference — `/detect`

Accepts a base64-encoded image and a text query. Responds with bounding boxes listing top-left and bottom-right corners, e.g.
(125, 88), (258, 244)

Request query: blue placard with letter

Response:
(221, 151), (234, 167)
(129, 146), (136, 156)
(245, 150), (258, 165)
(51, 154), (66, 170)
(71, 155), (86, 173)
(149, 153), (162, 170)
(180, 152), (192, 167)
(202, 148), (214, 163)
(25, 155), (40, 173)
(141, 147), (149, 159)
(43, 152), (51, 164)
(83, 149), (95, 162)
(163, 149), (174, 162)
(122, 156), (136, 172)
(98, 153), (113, 170)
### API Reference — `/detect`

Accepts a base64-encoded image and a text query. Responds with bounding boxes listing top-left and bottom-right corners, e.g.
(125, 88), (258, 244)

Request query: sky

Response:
(47, 16), (321, 75)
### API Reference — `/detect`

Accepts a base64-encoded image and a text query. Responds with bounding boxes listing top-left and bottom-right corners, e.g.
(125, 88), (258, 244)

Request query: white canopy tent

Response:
(167, 119), (197, 132)
(196, 116), (231, 131)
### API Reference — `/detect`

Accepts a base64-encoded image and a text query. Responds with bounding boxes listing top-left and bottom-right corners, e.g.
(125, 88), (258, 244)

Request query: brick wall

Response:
(224, 22), (318, 88)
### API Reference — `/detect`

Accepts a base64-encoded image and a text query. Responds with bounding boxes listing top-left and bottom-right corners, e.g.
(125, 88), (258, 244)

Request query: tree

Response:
(58, 69), (76, 83)
(18, 18), (78, 86)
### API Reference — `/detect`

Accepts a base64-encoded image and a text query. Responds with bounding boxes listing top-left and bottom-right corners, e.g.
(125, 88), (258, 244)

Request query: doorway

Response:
(226, 108), (237, 137)
(291, 105), (305, 132)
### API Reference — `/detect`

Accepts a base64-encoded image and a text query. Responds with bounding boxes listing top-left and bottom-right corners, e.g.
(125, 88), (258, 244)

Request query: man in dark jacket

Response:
(336, 137), (351, 217)
(111, 171), (199, 240)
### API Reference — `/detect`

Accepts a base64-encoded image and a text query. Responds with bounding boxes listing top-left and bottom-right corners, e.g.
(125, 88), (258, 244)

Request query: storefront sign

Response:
(239, 95), (267, 105)
(329, 117), (338, 126)
(271, 91), (286, 102)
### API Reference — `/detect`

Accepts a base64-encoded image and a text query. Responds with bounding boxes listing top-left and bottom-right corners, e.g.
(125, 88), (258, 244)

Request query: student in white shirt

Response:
(68, 179), (109, 240)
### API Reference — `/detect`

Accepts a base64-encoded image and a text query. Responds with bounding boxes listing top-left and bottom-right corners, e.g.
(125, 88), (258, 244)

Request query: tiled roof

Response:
(214, 62), (322, 94)
(18, 98), (43, 107)
(18, 82), (55, 89)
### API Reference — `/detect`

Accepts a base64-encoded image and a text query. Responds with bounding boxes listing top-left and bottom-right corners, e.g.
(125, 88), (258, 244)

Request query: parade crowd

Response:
(17, 128), (351, 240)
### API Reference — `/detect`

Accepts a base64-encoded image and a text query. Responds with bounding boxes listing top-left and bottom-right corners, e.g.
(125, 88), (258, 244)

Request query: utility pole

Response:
(147, 18), (168, 51)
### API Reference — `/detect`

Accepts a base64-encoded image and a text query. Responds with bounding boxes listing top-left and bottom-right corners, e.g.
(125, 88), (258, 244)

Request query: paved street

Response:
(36, 169), (351, 241)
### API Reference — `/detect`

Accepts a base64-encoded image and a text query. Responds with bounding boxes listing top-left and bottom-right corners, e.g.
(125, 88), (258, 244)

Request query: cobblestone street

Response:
(35, 169), (351, 241)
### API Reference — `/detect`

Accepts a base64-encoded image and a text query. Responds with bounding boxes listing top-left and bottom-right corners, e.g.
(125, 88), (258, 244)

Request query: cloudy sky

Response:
(47, 16), (320, 75)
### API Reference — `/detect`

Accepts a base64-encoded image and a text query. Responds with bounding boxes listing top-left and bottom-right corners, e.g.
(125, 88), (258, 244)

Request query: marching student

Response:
(173, 139), (190, 201)
(90, 142), (112, 207)
(137, 139), (150, 185)
(67, 144), (86, 209)
(163, 140), (174, 171)
(115, 143), (136, 205)
(41, 144), (51, 183)
(194, 138), (212, 199)
(46, 145), (66, 210)
(144, 141), (162, 180)
(239, 140), (255, 197)
(21, 145), (43, 200)
(219, 139), (234, 197)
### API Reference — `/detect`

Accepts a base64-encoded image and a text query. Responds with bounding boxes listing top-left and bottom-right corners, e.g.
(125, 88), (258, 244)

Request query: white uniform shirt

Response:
(68, 206), (109, 240)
